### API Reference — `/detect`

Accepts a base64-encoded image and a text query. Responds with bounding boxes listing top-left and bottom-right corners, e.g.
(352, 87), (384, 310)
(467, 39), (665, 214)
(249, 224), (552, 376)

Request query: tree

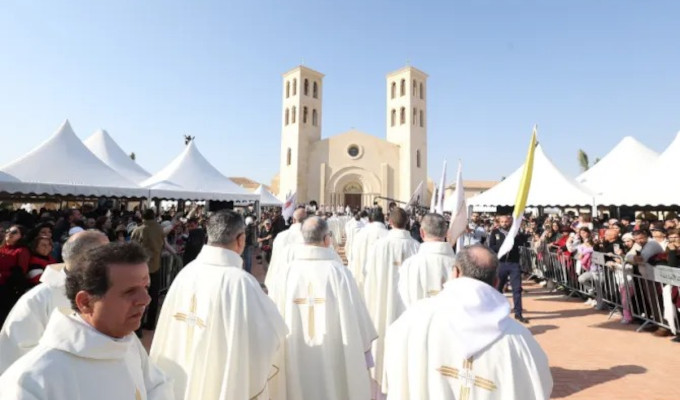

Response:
(129, 152), (136, 161)
(577, 149), (589, 172)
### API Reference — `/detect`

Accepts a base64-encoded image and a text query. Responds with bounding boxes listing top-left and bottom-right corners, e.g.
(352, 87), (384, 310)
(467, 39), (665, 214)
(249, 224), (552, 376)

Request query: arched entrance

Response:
(343, 182), (362, 210)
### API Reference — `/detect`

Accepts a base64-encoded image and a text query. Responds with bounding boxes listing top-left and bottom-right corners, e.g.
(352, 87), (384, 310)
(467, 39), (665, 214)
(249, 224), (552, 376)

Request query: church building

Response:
(273, 65), (429, 210)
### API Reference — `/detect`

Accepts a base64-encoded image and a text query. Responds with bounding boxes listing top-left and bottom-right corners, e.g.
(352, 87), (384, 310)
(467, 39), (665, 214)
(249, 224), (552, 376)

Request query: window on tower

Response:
(391, 82), (396, 99)
(313, 81), (318, 98)
(287, 148), (292, 166)
(390, 109), (396, 126)
(292, 106), (297, 123)
(285, 108), (289, 125)
(412, 108), (417, 125)
(413, 80), (417, 97)
(420, 110), (424, 127)
(312, 109), (318, 126)
(400, 79), (405, 96)
(420, 82), (424, 99)
(304, 79), (309, 96)
(416, 150), (421, 168)
(400, 107), (405, 125)
(303, 106), (308, 123)
(286, 81), (290, 98)
(293, 79), (297, 95)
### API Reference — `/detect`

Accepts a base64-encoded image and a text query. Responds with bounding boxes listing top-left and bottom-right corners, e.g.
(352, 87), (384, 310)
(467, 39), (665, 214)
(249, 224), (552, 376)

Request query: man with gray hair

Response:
(151, 210), (287, 400)
(383, 245), (553, 399)
(265, 207), (307, 296)
(397, 213), (455, 308)
(268, 216), (377, 400)
(0, 230), (108, 373)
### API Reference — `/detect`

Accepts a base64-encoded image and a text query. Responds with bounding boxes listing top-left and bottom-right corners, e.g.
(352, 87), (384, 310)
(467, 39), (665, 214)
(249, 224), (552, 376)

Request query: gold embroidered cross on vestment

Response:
(293, 283), (325, 339)
(437, 356), (497, 400)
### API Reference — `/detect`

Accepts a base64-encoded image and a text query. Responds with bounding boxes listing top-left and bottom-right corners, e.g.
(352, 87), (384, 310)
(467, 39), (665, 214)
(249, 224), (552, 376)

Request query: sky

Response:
(1, 1), (679, 191)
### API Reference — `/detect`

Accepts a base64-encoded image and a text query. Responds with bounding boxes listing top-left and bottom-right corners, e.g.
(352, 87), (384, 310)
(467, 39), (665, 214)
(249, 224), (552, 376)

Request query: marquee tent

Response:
(468, 143), (594, 208)
(1, 120), (147, 198)
(142, 141), (257, 202)
(254, 185), (283, 206)
(84, 129), (151, 184)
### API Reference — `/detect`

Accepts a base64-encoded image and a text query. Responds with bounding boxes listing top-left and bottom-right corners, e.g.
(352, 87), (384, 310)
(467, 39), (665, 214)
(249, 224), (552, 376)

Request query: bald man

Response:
(0, 231), (109, 373)
(384, 245), (553, 399)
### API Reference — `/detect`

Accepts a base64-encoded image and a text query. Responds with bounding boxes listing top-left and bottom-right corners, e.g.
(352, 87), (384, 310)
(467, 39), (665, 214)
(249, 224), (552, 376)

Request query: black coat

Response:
(488, 229), (526, 263)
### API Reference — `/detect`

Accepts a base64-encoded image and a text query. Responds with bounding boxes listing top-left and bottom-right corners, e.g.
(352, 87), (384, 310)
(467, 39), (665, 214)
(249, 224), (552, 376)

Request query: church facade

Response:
(275, 65), (429, 210)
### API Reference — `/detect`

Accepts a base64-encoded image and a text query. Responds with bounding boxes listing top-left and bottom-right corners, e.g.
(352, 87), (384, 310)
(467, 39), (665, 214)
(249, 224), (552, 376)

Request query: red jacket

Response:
(0, 245), (30, 285)
(27, 254), (56, 286)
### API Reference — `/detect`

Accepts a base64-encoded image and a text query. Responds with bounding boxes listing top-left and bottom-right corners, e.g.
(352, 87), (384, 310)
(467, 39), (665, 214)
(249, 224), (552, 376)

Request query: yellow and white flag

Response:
(497, 126), (538, 259)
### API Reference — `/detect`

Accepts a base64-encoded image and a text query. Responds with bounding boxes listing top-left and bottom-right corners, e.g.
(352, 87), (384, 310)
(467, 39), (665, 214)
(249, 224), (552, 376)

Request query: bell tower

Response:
(279, 66), (324, 202)
(386, 66), (428, 202)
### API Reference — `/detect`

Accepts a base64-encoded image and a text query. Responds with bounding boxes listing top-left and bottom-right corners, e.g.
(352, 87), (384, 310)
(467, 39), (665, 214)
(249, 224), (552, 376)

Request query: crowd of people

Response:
(0, 198), (676, 399)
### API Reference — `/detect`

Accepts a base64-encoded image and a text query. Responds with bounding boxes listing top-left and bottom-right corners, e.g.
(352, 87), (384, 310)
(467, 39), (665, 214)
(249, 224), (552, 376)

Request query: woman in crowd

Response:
(258, 219), (274, 264)
(0, 225), (30, 324)
(26, 236), (55, 286)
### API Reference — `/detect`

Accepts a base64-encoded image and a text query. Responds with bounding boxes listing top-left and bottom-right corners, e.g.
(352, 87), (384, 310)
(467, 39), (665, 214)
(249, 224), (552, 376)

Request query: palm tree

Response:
(129, 152), (136, 161)
(577, 149), (589, 172)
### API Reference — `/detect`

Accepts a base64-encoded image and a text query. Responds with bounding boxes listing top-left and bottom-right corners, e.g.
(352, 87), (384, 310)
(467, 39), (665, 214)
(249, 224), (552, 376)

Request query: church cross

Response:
(173, 294), (207, 362)
(293, 283), (325, 339)
(437, 356), (497, 400)
(427, 289), (440, 297)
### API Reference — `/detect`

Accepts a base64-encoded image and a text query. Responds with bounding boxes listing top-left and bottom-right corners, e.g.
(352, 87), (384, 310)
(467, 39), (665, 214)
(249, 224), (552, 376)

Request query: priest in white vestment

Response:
(0, 242), (173, 400)
(269, 217), (377, 400)
(151, 210), (288, 400)
(363, 207), (420, 398)
(344, 213), (365, 264)
(0, 231), (109, 374)
(398, 213), (455, 308)
(383, 245), (553, 400)
(349, 209), (388, 290)
(264, 207), (307, 293)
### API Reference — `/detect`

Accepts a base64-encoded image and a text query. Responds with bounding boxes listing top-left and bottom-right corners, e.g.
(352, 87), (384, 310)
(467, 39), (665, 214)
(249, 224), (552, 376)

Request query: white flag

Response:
(435, 160), (447, 215)
(282, 191), (296, 224)
(407, 181), (424, 210)
(429, 185), (438, 213)
(447, 160), (468, 247)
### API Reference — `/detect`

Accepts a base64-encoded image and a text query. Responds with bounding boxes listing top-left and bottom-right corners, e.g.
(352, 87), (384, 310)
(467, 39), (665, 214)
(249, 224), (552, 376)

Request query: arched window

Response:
(312, 109), (318, 126)
(413, 80), (417, 97)
(412, 108), (417, 125)
(390, 109), (396, 126)
(416, 150), (421, 168)
(400, 79), (406, 96)
(285, 108), (289, 125)
(285, 81), (290, 98)
(313, 81), (318, 98)
(291, 106), (297, 123)
(287, 148), (292, 166)
(391, 82), (396, 99)
(419, 83), (424, 99)
(400, 107), (405, 125)
(419, 110), (424, 127)
(292, 79), (297, 95)
(303, 106), (308, 123)
(304, 79), (309, 96)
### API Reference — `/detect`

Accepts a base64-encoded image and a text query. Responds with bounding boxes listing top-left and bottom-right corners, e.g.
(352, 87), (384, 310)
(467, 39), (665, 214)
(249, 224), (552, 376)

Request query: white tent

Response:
(468, 144), (594, 208)
(254, 185), (283, 206)
(1, 120), (147, 198)
(597, 132), (680, 206)
(143, 141), (257, 202)
(84, 129), (151, 184)
(577, 136), (659, 204)
(0, 170), (49, 196)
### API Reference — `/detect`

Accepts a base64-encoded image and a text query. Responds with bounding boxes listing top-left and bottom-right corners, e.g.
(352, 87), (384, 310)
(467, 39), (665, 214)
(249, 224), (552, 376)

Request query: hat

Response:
(622, 232), (634, 241)
(68, 227), (84, 236)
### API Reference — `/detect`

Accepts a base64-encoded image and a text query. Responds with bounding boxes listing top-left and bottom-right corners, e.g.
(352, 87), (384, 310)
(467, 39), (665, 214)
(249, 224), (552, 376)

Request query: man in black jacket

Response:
(488, 215), (529, 324)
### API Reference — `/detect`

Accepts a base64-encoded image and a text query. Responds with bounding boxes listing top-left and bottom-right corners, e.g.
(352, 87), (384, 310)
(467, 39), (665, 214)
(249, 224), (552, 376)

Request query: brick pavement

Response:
(521, 281), (679, 400)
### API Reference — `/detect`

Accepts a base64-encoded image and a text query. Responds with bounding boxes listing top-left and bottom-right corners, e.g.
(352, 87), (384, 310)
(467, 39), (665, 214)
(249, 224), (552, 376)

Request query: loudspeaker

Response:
(207, 200), (234, 212)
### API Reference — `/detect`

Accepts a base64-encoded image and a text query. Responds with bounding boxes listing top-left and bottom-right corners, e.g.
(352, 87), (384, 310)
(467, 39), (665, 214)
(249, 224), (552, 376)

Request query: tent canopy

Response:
(143, 141), (257, 202)
(84, 129), (151, 184)
(1, 120), (147, 198)
(597, 132), (680, 206)
(468, 143), (594, 208)
(254, 185), (283, 206)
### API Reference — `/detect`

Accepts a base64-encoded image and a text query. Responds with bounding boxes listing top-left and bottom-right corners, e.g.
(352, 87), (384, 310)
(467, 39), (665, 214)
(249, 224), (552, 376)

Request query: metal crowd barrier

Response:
(519, 246), (680, 334)
(159, 252), (183, 295)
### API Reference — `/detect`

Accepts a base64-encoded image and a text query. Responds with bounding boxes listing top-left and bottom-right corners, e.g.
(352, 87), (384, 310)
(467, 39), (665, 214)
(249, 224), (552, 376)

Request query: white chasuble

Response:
(269, 245), (377, 400)
(265, 223), (304, 293)
(384, 277), (553, 400)
(0, 310), (173, 400)
(344, 218), (364, 263)
(397, 241), (455, 308)
(349, 222), (388, 291)
(150, 246), (287, 400)
(362, 228), (419, 387)
(0, 263), (70, 374)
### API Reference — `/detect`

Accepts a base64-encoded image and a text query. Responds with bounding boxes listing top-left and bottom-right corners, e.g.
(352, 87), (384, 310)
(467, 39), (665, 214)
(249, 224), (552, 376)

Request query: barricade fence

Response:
(519, 246), (680, 334)
(159, 252), (183, 295)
